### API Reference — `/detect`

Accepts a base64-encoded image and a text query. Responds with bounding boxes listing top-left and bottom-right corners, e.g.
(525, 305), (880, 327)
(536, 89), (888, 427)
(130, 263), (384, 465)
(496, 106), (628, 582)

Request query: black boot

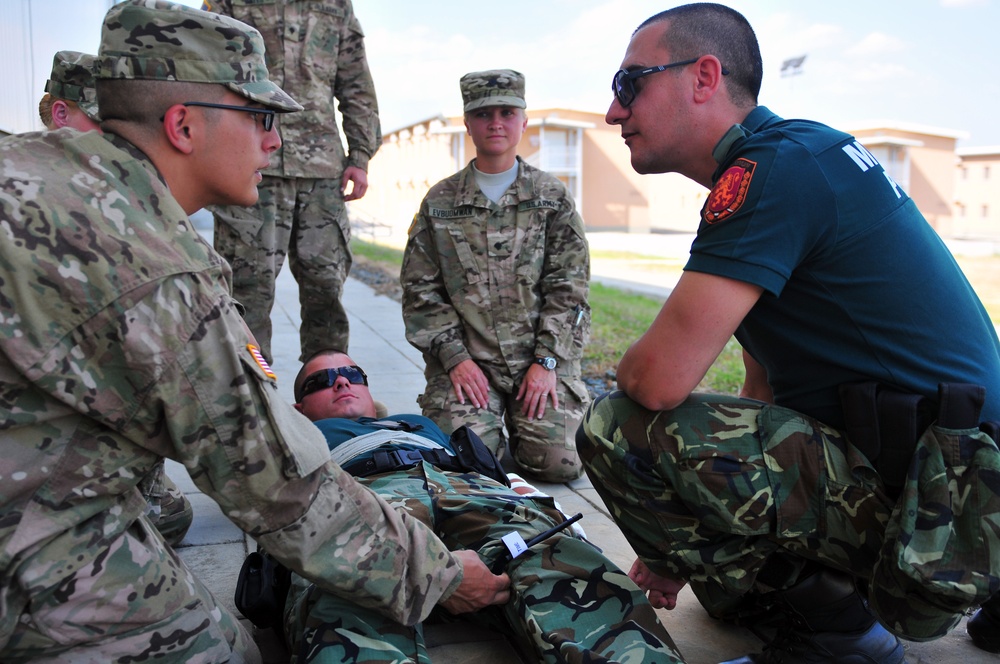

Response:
(719, 567), (904, 664)
(968, 593), (1000, 653)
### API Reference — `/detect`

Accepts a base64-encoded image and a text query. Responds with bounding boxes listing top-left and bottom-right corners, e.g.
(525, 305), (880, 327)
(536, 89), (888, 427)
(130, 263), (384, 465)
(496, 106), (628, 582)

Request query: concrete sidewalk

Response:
(168, 230), (995, 663)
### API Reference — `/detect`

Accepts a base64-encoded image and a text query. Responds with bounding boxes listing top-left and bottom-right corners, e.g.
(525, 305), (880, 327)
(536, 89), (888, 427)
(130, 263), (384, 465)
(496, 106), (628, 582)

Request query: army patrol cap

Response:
(45, 51), (101, 121)
(96, 0), (302, 113)
(460, 69), (526, 113)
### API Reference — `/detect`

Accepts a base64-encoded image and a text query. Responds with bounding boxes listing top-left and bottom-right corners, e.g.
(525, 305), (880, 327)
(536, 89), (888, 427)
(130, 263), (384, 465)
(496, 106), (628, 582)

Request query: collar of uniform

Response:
(711, 106), (778, 163)
(455, 155), (530, 208)
(105, 131), (170, 190)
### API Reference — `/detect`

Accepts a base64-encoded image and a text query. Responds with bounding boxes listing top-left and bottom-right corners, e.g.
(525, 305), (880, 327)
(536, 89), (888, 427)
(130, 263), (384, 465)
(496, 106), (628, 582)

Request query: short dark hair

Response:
(638, 3), (762, 107)
(95, 79), (226, 130)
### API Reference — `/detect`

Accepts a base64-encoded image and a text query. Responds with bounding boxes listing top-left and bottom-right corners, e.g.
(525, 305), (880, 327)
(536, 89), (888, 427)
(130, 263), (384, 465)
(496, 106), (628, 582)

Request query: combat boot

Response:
(968, 593), (1000, 653)
(719, 567), (904, 664)
(154, 475), (194, 547)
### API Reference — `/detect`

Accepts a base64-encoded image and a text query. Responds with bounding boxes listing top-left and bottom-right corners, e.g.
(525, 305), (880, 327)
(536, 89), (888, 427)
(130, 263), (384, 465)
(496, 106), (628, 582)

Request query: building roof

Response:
(847, 120), (969, 140)
(957, 145), (1000, 157)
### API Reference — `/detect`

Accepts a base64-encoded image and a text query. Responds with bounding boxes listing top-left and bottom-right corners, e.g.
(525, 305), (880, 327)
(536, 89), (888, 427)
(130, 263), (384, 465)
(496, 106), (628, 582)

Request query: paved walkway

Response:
(168, 229), (996, 663)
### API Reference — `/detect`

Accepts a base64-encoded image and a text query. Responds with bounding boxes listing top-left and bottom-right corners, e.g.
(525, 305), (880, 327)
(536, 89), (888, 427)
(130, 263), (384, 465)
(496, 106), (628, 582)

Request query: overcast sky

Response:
(4, 0), (997, 147)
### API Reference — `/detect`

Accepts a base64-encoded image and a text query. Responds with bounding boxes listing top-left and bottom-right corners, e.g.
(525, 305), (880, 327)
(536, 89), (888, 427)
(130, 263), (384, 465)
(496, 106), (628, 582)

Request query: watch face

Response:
(538, 357), (557, 370)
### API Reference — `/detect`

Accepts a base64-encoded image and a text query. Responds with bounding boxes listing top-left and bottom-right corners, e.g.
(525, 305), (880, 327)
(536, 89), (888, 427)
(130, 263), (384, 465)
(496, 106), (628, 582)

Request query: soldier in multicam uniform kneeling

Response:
(0, 2), (508, 662)
(38, 47), (195, 548)
(401, 69), (592, 484)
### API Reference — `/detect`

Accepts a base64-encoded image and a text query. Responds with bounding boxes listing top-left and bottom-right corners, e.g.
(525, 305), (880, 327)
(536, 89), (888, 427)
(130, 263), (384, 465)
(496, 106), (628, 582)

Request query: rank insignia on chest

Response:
(703, 158), (756, 224)
(247, 344), (277, 380)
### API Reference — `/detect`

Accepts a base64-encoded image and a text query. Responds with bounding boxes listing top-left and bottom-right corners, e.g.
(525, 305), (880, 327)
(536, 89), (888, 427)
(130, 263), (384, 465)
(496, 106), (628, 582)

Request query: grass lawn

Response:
(352, 240), (746, 394)
(352, 240), (1000, 396)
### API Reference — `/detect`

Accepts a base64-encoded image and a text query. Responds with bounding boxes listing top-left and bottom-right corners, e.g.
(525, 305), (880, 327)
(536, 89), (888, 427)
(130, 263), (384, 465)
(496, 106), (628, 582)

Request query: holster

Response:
(449, 425), (511, 487)
(839, 381), (986, 494)
(234, 549), (291, 635)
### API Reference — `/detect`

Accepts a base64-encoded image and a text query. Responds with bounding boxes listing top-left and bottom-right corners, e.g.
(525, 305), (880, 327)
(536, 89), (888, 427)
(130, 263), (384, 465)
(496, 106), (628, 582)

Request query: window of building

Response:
(867, 145), (910, 192)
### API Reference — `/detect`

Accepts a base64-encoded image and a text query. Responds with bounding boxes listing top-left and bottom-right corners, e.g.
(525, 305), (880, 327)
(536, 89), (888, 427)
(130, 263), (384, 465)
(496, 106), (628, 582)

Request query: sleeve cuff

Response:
(348, 152), (371, 172)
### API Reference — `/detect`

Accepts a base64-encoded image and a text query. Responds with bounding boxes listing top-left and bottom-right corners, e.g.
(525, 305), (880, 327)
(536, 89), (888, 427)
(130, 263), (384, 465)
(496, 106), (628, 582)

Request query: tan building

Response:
(954, 146), (1000, 240)
(351, 110), (998, 246)
(351, 107), (709, 247)
(849, 122), (967, 233)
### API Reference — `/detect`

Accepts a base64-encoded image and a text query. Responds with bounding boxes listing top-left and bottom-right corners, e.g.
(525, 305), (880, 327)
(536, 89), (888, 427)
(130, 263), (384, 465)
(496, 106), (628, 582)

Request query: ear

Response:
(51, 99), (71, 129)
(691, 55), (726, 104)
(161, 104), (196, 154)
(464, 116), (471, 135)
(293, 402), (304, 413)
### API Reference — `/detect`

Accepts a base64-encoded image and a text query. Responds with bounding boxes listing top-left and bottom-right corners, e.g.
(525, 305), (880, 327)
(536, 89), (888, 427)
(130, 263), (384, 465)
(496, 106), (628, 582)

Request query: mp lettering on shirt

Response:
(841, 140), (904, 199)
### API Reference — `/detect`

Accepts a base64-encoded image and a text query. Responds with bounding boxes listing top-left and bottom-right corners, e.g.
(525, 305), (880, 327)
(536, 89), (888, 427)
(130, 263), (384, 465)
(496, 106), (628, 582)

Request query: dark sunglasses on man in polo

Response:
(611, 57), (729, 108)
(296, 366), (369, 402)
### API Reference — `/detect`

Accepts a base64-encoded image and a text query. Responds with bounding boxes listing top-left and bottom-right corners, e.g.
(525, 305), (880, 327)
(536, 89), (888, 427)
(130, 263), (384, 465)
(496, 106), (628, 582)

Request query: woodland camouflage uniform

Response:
(285, 415), (684, 663)
(579, 390), (1000, 642)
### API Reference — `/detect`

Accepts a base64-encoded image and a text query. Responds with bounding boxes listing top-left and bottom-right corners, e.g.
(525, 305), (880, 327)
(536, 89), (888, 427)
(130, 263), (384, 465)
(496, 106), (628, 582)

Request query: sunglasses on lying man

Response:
(296, 365), (369, 401)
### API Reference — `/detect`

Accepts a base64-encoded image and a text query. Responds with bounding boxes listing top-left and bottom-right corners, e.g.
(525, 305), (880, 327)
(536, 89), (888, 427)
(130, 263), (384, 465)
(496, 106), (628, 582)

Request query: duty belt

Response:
(343, 447), (457, 478)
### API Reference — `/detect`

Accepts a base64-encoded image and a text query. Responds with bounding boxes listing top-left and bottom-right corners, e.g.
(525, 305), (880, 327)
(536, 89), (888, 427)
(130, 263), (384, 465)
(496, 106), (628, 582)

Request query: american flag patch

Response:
(247, 344), (277, 380)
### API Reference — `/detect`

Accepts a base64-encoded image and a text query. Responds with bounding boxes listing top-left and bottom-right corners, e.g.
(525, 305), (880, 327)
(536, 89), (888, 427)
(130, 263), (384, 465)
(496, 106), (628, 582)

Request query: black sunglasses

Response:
(612, 57), (729, 108)
(180, 101), (276, 131)
(297, 365), (369, 401)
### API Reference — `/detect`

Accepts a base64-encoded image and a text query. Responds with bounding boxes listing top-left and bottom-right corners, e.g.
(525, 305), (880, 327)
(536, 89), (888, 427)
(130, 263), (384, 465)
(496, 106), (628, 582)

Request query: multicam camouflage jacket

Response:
(401, 158), (591, 392)
(203, 0), (381, 177)
(0, 129), (459, 644)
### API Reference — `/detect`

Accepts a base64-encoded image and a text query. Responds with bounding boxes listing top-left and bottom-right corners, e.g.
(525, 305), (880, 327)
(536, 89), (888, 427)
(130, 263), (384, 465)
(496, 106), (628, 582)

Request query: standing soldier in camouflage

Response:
(579, 4), (1000, 663)
(401, 70), (591, 484)
(284, 350), (685, 663)
(0, 2), (507, 662)
(37, 50), (102, 132)
(202, 0), (381, 363)
(38, 48), (195, 548)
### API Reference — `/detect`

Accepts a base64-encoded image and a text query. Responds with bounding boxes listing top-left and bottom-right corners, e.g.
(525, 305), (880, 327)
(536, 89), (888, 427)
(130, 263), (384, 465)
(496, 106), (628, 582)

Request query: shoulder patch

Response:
(247, 344), (277, 380)
(703, 158), (756, 224)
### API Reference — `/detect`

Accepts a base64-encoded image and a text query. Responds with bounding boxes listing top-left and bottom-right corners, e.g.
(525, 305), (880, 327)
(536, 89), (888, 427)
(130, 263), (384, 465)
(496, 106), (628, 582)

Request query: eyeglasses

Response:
(612, 57), (729, 108)
(297, 366), (369, 401)
(181, 101), (276, 131)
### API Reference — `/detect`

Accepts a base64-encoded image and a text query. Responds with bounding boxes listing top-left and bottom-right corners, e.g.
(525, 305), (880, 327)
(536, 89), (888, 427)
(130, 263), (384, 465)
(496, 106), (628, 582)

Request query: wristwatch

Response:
(535, 356), (557, 371)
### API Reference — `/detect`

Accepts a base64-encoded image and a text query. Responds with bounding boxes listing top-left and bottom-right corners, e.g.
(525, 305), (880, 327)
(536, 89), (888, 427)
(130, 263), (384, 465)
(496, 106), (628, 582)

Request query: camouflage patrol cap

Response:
(45, 51), (100, 121)
(96, 0), (302, 113)
(460, 69), (526, 113)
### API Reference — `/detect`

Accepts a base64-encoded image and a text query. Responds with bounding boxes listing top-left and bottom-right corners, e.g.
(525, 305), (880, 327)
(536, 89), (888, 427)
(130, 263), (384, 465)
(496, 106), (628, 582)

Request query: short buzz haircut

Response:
(638, 3), (763, 108)
(95, 79), (226, 130)
(294, 349), (350, 402)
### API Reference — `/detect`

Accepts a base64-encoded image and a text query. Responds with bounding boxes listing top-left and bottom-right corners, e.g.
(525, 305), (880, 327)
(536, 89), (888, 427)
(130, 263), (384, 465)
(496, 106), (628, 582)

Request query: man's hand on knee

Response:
(629, 558), (687, 610)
